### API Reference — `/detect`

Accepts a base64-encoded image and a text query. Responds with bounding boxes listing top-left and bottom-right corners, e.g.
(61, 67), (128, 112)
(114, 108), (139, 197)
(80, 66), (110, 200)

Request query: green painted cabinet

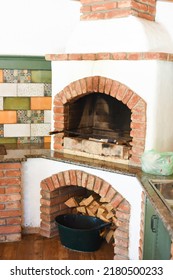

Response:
(143, 198), (171, 260)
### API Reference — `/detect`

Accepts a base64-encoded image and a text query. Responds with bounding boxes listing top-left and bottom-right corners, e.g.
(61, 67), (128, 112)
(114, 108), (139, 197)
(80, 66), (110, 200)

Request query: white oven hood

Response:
(65, 16), (173, 54)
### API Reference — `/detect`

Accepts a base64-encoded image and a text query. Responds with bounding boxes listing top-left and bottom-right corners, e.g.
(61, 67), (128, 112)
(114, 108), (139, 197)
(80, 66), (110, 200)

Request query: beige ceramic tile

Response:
(0, 83), (17, 96)
(0, 97), (3, 110)
(31, 123), (51, 136)
(4, 124), (30, 137)
(44, 110), (51, 123)
(17, 83), (44, 96)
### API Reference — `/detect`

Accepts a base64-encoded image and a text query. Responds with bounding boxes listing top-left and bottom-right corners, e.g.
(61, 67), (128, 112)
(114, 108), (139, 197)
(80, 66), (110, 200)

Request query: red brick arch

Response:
(53, 76), (147, 166)
(40, 169), (131, 260)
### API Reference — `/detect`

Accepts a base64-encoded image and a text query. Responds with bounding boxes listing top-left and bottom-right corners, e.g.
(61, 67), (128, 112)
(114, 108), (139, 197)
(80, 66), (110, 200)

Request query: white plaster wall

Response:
(156, 1), (173, 46)
(0, 0), (80, 55)
(22, 158), (143, 260)
(51, 59), (173, 152)
(0, 1), (172, 55)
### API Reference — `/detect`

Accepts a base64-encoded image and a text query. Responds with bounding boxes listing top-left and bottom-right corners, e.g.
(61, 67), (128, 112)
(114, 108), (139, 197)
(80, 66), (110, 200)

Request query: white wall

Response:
(22, 158), (143, 260)
(0, 0), (80, 55)
(0, 1), (173, 55)
(156, 1), (173, 43)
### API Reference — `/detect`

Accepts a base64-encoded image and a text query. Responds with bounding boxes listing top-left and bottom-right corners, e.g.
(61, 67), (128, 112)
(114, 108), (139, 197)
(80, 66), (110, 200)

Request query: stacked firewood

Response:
(65, 194), (116, 243)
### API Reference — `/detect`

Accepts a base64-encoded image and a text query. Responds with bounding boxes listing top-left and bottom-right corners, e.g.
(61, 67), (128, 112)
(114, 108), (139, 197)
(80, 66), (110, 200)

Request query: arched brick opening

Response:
(40, 169), (130, 260)
(53, 76), (147, 166)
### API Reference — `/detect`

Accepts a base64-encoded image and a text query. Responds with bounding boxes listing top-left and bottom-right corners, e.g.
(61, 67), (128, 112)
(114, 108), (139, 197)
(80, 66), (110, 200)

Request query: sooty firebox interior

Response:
(65, 93), (132, 144)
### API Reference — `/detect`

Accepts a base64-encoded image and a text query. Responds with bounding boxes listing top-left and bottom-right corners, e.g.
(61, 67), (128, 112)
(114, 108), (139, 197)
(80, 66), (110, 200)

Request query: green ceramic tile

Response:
(4, 97), (30, 110)
(31, 70), (51, 83)
(0, 137), (17, 144)
(0, 56), (51, 70)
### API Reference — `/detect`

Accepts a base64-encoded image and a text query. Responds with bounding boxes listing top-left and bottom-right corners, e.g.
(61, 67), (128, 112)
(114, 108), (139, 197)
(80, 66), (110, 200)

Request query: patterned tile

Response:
(17, 137), (43, 144)
(17, 137), (44, 144)
(44, 83), (52, 96)
(0, 125), (4, 137)
(30, 137), (44, 143)
(19, 70), (31, 83)
(17, 137), (30, 144)
(31, 110), (44, 123)
(17, 83), (44, 96)
(3, 70), (19, 83)
(31, 123), (51, 136)
(3, 70), (31, 83)
(17, 110), (31, 124)
(17, 110), (44, 124)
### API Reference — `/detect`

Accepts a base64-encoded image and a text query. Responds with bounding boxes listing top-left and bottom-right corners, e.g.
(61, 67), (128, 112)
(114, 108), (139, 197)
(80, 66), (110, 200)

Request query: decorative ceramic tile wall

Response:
(0, 61), (52, 144)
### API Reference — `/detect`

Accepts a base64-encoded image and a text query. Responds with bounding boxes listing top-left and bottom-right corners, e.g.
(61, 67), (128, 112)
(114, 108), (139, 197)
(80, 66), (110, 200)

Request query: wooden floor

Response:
(0, 234), (114, 260)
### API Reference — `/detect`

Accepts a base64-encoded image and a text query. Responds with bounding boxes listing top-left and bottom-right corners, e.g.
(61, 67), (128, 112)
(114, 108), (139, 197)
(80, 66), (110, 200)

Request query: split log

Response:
(98, 213), (110, 223)
(79, 195), (95, 206)
(76, 206), (86, 214)
(86, 208), (96, 217)
(79, 194), (100, 206)
(111, 216), (117, 225)
(87, 201), (101, 215)
(64, 195), (117, 237)
(99, 197), (110, 203)
(103, 203), (114, 212)
(105, 229), (114, 243)
(65, 197), (78, 208)
(106, 211), (115, 220)
(97, 207), (106, 218)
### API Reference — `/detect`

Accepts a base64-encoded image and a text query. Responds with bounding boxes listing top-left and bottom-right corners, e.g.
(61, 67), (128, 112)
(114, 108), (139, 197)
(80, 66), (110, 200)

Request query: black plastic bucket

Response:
(55, 214), (111, 252)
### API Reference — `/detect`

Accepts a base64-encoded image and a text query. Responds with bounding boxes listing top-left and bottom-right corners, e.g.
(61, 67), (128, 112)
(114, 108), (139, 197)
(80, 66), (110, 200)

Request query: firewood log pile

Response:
(65, 194), (116, 244)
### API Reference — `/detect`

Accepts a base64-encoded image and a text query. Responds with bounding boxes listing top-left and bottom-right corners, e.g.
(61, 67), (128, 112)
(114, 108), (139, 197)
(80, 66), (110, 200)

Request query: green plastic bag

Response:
(141, 150), (173, 176)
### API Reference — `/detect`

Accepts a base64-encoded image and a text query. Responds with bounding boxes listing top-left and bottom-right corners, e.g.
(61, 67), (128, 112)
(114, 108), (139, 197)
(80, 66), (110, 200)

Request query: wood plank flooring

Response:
(0, 234), (114, 260)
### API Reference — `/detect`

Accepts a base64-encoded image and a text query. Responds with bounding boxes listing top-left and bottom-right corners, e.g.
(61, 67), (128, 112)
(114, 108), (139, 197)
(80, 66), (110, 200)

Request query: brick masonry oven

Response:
(1, 1), (173, 261)
(44, 0), (173, 260)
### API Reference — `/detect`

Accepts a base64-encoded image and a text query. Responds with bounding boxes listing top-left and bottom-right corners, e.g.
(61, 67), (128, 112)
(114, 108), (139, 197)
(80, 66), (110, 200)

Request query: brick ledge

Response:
(45, 52), (173, 62)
